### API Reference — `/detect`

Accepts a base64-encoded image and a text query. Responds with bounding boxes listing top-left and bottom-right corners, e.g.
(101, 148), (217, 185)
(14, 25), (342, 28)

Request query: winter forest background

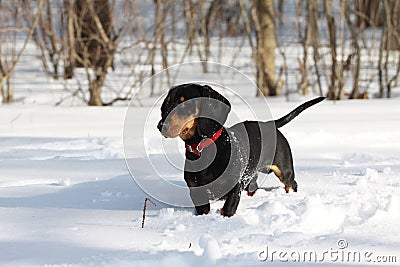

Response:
(1, 1), (400, 266)
(1, 0), (399, 106)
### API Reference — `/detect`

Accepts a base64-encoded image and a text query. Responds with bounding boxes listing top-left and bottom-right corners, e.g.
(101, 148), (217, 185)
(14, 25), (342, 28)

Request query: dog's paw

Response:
(247, 190), (256, 197)
(284, 185), (297, 193)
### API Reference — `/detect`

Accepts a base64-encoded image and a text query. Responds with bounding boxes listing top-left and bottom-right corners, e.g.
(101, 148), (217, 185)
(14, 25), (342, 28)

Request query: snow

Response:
(1, 29), (399, 267)
(1, 96), (400, 266)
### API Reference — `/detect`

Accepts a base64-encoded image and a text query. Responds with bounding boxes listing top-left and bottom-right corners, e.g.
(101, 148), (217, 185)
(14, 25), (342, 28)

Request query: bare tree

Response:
(307, 0), (323, 97)
(346, 6), (361, 99)
(149, 0), (173, 96)
(24, 0), (66, 79)
(239, 0), (256, 65)
(253, 0), (278, 96)
(66, 0), (118, 106)
(0, 0), (42, 104)
(378, 0), (400, 98)
(355, 0), (383, 29)
(325, 0), (338, 100)
(182, 0), (209, 73)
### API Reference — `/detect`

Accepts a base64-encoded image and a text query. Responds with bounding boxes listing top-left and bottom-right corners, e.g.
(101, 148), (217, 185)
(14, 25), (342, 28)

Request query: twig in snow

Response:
(10, 113), (22, 124)
(142, 197), (156, 228)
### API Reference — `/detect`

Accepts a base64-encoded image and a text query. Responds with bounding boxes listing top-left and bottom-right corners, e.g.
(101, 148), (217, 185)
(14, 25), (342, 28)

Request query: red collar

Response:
(185, 127), (223, 156)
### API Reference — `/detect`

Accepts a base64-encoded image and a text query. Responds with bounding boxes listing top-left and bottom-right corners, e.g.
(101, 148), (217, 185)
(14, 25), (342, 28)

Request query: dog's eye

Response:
(180, 96), (185, 102)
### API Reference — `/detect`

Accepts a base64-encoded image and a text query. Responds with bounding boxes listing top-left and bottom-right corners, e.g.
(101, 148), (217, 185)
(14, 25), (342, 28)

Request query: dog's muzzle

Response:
(157, 120), (169, 137)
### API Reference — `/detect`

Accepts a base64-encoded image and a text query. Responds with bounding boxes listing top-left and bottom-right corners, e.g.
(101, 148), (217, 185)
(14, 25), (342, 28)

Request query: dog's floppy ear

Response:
(197, 85), (231, 136)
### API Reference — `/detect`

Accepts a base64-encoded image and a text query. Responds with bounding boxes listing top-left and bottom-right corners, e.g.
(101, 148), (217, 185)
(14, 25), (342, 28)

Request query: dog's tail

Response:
(274, 97), (325, 128)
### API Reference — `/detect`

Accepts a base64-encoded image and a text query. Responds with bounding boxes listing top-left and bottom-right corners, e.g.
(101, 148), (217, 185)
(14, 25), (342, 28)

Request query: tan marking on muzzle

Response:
(162, 107), (199, 139)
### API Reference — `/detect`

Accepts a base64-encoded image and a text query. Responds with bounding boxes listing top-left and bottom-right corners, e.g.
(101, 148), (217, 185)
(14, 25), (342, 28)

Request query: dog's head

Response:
(157, 83), (231, 140)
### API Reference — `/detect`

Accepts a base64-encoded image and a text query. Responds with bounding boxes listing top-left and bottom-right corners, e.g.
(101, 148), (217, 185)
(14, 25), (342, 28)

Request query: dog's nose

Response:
(157, 120), (169, 133)
(157, 120), (163, 132)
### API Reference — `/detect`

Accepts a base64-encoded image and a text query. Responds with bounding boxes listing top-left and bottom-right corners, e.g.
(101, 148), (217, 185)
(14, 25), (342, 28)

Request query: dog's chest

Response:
(226, 128), (253, 180)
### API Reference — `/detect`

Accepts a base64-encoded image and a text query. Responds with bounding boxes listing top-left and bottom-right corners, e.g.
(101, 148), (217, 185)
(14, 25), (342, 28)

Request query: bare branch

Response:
(142, 197), (157, 228)
(3, 0), (42, 81)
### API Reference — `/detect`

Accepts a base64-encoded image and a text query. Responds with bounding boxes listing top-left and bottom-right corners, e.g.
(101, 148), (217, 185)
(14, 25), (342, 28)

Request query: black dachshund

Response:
(158, 83), (324, 217)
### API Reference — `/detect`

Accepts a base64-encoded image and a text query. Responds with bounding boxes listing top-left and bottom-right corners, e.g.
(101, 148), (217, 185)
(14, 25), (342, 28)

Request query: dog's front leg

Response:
(194, 202), (210, 215)
(221, 183), (241, 217)
(185, 172), (210, 215)
(189, 187), (210, 215)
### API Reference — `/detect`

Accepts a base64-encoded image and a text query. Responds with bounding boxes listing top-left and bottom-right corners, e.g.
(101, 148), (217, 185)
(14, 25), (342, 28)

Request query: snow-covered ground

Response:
(0, 23), (399, 265)
(1, 93), (400, 266)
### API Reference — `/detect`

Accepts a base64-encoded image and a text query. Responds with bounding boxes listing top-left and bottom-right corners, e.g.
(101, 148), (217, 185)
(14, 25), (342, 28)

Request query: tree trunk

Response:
(325, 0), (338, 100)
(6, 77), (13, 103)
(307, 0), (323, 97)
(0, 78), (13, 104)
(356, 0), (383, 28)
(346, 9), (361, 99)
(73, 0), (112, 69)
(66, 0), (115, 106)
(256, 0), (277, 96)
(64, 0), (75, 79)
(88, 80), (103, 106)
(383, 0), (400, 50)
(0, 61), (6, 103)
